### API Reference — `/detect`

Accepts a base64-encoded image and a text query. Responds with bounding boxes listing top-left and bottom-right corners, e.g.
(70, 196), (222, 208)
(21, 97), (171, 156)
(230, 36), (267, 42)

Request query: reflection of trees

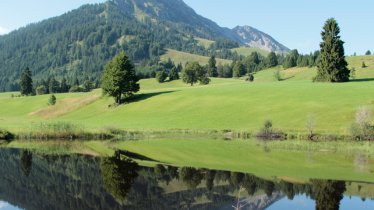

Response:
(179, 167), (204, 189)
(20, 150), (33, 177)
(312, 180), (346, 210)
(100, 154), (139, 201)
(205, 170), (216, 191)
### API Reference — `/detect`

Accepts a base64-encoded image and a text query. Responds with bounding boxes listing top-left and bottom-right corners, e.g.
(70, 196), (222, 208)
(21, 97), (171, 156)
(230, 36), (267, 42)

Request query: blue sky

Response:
(0, 0), (373, 55)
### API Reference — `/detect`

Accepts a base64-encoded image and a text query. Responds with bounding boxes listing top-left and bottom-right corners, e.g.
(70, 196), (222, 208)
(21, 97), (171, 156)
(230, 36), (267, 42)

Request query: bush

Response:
(36, 85), (47, 95)
(256, 120), (285, 140)
(82, 80), (95, 92)
(246, 74), (254, 82)
(350, 106), (374, 140)
(0, 129), (14, 140)
(49, 95), (56, 106)
(69, 85), (83, 92)
(155, 71), (167, 83)
(274, 70), (282, 81)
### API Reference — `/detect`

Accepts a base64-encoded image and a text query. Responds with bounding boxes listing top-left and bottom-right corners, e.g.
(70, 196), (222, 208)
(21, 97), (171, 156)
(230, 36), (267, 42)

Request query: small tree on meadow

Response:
(100, 51), (140, 104)
(155, 70), (167, 83)
(49, 95), (56, 106)
(362, 61), (367, 68)
(274, 70), (282, 81)
(306, 114), (316, 140)
(182, 62), (210, 86)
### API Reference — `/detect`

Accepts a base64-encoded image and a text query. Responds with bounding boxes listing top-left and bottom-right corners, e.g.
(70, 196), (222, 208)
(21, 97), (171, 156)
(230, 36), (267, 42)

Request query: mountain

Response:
(0, 0), (289, 92)
(232, 26), (290, 54)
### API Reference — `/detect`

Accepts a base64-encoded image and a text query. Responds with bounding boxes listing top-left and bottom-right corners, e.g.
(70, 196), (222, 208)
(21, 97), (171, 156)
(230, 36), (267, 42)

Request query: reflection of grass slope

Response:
(115, 139), (374, 183)
(160, 48), (232, 66)
(5, 139), (374, 183)
(0, 56), (374, 134)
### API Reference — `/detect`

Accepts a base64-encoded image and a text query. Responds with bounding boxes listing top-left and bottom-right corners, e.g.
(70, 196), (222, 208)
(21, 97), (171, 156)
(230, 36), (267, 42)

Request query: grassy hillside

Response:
(195, 37), (215, 49)
(1, 56), (374, 135)
(232, 47), (270, 57)
(160, 48), (232, 66)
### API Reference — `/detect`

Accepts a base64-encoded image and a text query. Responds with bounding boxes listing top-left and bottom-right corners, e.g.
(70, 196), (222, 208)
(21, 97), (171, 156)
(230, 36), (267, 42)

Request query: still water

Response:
(0, 148), (373, 210)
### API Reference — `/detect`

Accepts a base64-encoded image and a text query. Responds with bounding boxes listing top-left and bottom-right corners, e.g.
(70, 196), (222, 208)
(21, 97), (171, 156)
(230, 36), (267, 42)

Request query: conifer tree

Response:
(315, 18), (349, 82)
(208, 56), (218, 77)
(20, 67), (33, 96)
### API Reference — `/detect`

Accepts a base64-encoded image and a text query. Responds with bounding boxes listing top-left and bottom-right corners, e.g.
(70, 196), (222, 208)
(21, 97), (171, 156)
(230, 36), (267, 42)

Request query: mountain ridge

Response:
(0, 0), (289, 91)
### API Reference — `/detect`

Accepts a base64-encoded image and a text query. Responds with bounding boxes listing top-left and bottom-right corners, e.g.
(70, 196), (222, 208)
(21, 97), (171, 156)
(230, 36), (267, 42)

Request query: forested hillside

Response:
(0, 0), (288, 92)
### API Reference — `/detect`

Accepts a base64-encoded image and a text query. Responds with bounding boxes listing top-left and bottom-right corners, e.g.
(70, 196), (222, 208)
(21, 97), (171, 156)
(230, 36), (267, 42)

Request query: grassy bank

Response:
(0, 55), (373, 136)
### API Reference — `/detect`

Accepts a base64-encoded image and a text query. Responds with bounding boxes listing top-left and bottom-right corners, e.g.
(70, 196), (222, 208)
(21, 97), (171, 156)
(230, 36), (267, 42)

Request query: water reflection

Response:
(20, 150), (32, 177)
(100, 154), (138, 202)
(0, 148), (373, 210)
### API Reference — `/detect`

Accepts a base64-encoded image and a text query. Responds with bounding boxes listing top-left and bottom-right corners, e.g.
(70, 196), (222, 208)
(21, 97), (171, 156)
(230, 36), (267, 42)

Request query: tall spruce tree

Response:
(315, 18), (349, 82)
(208, 56), (218, 77)
(20, 67), (33, 96)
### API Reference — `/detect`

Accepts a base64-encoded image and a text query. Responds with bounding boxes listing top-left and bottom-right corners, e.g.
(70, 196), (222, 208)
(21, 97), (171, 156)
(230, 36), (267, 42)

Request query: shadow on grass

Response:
(116, 149), (159, 162)
(279, 75), (295, 81)
(123, 90), (178, 104)
(350, 78), (374, 82)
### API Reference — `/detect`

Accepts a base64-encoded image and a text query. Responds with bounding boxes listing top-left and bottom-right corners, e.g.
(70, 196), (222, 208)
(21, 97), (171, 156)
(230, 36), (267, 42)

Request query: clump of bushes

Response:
(0, 129), (14, 140)
(256, 120), (285, 140)
(245, 74), (254, 82)
(350, 106), (374, 140)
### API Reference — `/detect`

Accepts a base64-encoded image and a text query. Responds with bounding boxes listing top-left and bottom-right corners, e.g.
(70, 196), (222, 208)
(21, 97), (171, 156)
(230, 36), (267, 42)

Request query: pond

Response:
(0, 148), (373, 210)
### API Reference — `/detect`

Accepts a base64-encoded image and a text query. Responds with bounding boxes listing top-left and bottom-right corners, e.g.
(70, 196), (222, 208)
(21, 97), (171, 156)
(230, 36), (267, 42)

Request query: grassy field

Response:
(195, 37), (215, 49)
(0, 55), (373, 135)
(232, 47), (270, 57)
(160, 48), (232, 66)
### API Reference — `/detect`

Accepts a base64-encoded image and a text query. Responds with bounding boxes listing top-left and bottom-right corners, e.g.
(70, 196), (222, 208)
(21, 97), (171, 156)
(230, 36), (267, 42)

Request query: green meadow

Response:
(0, 55), (373, 136)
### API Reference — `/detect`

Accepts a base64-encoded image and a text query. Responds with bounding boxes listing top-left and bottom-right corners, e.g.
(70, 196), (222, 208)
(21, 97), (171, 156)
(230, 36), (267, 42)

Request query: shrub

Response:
(274, 70), (282, 81)
(36, 85), (47, 95)
(155, 71), (167, 83)
(0, 129), (14, 140)
(245, 74), (254, 82)
(256, 120), (285, 140)
(49, 95), (56, 106)
(69, 85), (83, 93)
(350, 106), (374, 140)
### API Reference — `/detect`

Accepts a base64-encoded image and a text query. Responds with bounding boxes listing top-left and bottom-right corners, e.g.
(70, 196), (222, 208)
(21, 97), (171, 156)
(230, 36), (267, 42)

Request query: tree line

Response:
(19, 67), (95, 96)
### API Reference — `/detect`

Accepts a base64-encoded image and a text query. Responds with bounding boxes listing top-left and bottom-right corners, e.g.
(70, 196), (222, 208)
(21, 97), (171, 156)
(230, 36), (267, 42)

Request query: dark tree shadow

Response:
(350, 78), (374, 82)
(115, 149), (159, 162)
(279, 75), (295, 81)
(122, 90), (178, 104)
